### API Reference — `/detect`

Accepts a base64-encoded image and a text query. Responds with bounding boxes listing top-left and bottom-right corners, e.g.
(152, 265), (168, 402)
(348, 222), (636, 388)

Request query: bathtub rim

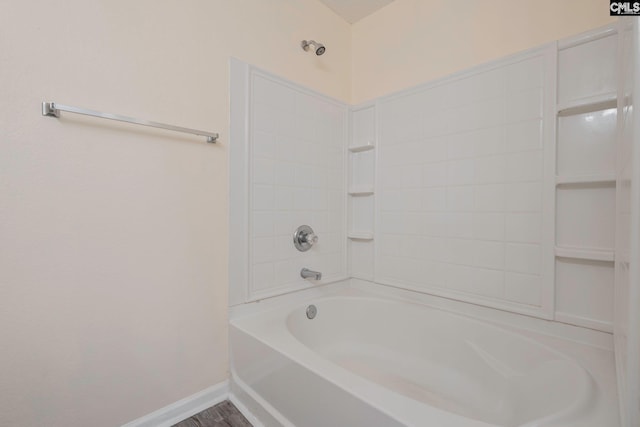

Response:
(230, 278), (613, 351)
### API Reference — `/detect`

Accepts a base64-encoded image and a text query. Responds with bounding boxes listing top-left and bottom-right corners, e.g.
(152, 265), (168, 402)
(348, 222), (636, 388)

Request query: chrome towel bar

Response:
(42, 101), (218, 143)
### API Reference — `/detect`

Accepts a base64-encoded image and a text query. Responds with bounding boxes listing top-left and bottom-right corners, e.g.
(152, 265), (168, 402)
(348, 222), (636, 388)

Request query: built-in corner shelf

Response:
(348, 187), (374, 196)
(557, 92), (617, 116)
(555, 246), (615, 262)
(555, 174), (616, 186)
(348, 232), (374, 240)
(348, 142), (375, 153)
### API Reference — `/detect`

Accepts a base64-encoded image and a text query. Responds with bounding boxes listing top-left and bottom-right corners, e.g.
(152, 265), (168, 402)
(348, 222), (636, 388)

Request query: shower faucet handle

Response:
(293, 225), (318, 252)
(303, 232), (318, 245)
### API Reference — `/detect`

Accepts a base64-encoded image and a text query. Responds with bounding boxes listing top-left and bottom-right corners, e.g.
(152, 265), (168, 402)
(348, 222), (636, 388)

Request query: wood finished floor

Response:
(172, 400), (252, 427)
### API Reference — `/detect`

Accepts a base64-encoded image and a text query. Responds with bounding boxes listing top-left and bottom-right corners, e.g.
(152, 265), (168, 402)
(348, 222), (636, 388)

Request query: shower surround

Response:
(230, 21), (638, 427)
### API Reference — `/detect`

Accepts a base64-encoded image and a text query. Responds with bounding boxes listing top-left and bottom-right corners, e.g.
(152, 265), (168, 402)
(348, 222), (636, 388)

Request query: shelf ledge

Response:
(557, 92), (617, 116)
(348, 142), (375, 153)
(348, 232), (374, 240)
(556, 174), (616, 185)
(348, 187), (374, 196)
(555, 246), (615, 262)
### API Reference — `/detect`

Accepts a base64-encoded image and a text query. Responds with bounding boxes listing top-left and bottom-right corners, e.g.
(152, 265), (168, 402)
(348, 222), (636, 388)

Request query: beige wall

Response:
(0, 0), (617, 426)
(352, 0), (616, 103)
(0, 1), (350, 426)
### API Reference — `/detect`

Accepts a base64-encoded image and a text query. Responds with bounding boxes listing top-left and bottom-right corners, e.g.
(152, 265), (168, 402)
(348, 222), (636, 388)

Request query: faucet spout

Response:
(301, 268), (322, 280)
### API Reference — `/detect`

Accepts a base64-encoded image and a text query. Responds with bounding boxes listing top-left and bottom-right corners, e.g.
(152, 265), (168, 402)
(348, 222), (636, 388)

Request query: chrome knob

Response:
(293, 225), (318, 252)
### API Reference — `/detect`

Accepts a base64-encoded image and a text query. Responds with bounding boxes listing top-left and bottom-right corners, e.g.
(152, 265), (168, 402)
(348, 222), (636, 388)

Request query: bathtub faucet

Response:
(301, 268), (322, 280)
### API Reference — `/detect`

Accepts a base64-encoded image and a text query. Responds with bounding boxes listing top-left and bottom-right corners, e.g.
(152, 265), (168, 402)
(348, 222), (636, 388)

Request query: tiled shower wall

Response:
(376, 47), (554, 317)
(247, 72), (347, 300)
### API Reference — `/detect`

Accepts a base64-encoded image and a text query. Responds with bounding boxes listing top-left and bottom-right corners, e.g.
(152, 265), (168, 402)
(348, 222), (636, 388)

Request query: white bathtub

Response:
(230, 282), (619, 427)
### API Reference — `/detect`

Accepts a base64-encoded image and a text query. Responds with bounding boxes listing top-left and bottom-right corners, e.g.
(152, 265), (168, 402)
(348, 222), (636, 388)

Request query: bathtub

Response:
(230, 281), (619, 427)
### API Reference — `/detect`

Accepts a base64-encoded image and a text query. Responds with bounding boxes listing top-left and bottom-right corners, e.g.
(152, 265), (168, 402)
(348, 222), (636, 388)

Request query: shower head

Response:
(301, 40), (325, 56)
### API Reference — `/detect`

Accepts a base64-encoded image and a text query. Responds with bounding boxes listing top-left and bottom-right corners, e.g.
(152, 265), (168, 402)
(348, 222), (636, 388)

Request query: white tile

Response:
(252, 131), (277, 159)
(474, 184), (505, 212)
(252, 212), (274, 237)
(505, 243), (541, 275)
(472, 127), (506, 157)
(506, 88), (543, 123)
(380, 165), (402, 189)
(420, 137), (448, 163)
(421, 187), (447, 212)
(401, 235), (424, 258)
(505, 119), (542, 152)
(422, 213), (449, 237)
(252, 103), (284, 134)
(294, 164), (314, 188)
(312, 188), (328, 211)
(274, 162), (295, 186)
(474, 240), (504, 270)
(381, 190), (402, 212)
(447, 239), (475, 265)
(276, 136), (298, 162)
(251, 263), (275, 292)
(273, 234), (297, 261)
(447, 158), (475, 186)
(447, 214), (474, 239)
(311, 166), (328, 188)
(422, 163), (448, 187)
(506, 213), (542, 243)
(253, 185), (274, 211)
(327, 169), (343, 189)
(253, 75), (295, 111)
(252, 237), (275, 264)
(398, 164), (422, 189)
(451, 68), (505, 105)
(447, 132), (476, 160)
(274, 259), (299, 285)
(423, 109), (452, 138)
(402, 189), (422, 212)
(445, 264), (475, 290)
(311, 211), (329, 234)
(253, 157), (274, 184)
(446, 265), (504, 298)
(379, 213), (405, 235)
(273, 212), (292, 235)
(420, 237), (449, 262)
(475, 155), (506, 184)
(292, 187), (309, 211)
(473, 213), (505, 241)
(471, 267), (504, 298)
(273, 187), (293, 210)
(505, 272), (542, 306)
(447, 186), (474, 212)
(506, 182), (542, 212)
(505, 151), (543, 182)
(379, 234), (403, 256)
(505, 57), (544, 91)
(328, 209), (342, 233)
(421, 261), (448, 287)
(325, 252), (343, 276)
(327, 190), (343, 212)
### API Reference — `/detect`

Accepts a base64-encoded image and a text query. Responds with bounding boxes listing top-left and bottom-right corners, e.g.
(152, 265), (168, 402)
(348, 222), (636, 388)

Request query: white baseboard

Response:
(121, 381), (229, 427)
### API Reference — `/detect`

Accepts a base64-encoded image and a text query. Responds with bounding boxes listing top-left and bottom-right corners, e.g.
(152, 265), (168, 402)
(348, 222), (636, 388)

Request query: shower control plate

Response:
(293, 225), (317, 252)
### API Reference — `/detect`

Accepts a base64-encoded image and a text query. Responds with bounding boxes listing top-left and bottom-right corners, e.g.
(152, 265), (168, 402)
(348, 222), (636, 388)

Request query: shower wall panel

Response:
(231, 63), (348, 303)
(375, 46), (556, 319)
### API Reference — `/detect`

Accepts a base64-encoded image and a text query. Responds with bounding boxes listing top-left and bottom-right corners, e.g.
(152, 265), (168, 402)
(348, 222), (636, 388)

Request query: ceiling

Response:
(318, 0), (396, 23)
